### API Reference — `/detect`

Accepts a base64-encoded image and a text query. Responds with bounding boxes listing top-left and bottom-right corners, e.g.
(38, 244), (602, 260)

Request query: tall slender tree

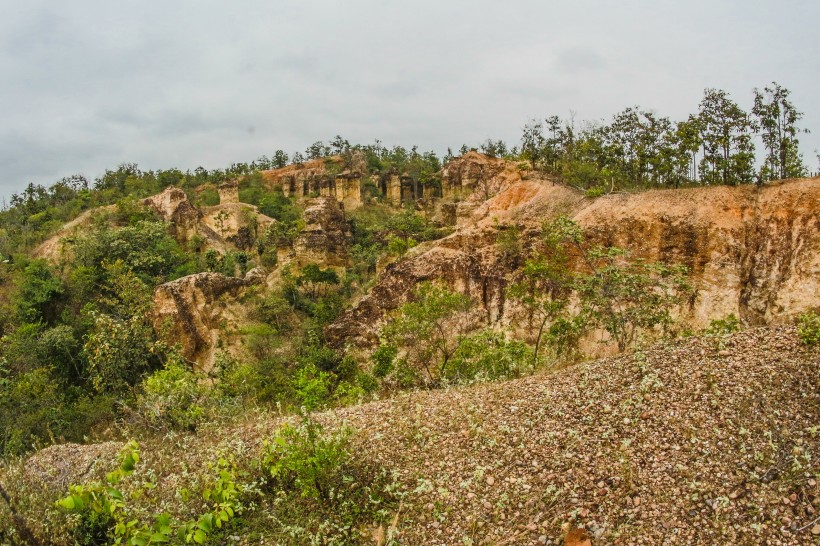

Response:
(752, 82), (808, 181)
(697, 89), (755, 186)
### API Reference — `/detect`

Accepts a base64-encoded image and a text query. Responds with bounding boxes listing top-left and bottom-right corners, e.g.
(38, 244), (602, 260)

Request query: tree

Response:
(673, 115), (703, 184)
(295, 264), (339, 299)
(697, 89), (755, 185)
(305, 141), (329, 160)
(521, 119), (546, 170)
(15, 259), (65, 325)
(752, 82), (808, 181)
(330, 135), (350, 156)
(382, 282), (473, 384)
(507, 217), (579, 364)
(72, 220), (189, 284)
(508, 217), (691, 356)
(576, 247), (690, 351)
(83, 310), (158, 393)
(272, 149), (289, 169)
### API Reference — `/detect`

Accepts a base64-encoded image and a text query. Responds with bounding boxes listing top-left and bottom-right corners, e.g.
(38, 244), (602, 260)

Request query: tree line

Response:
(1, 81), (813, 259)
(512, 82), (812, 190)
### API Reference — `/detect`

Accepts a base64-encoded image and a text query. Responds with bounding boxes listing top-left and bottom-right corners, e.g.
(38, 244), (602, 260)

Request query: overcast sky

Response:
(1, 0), (818, 202)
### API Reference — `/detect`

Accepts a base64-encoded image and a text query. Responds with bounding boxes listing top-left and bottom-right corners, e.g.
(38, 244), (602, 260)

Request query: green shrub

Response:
(0, 368), (63, 456)
(262, 417), (351, 502)
(199, 187), (220, 206)
(83, 310), (158, 394)
(256, 417), (402, 544)
(797, 310), (820, 346)
(293, 364), (333, 411)
(445, 329), (534, 384)
(371, 344), (397, 378)
(58, 441), (241, 546)
(585, 186), (605, 198)
(135, 361), (211, 431)
(706, 314), (742, 336)
(357, 372), (379, 394)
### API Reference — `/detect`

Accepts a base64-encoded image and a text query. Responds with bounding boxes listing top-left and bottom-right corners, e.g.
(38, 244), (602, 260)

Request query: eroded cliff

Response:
(328, 154), (820, 348)
(152, 269), (265, 369)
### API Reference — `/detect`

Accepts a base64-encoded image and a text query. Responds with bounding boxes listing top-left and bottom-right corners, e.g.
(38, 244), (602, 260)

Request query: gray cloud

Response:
(1, 0), (818, 201)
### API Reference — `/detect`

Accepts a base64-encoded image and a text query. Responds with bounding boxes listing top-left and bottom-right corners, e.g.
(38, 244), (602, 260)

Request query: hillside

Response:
(1, 149), (820, 545)
(329, 155), (820, 350)
(3, 327), (817, 544)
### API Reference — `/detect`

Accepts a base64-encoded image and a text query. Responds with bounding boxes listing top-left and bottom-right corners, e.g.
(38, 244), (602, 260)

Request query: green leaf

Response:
(198, 513), (213, 532)
(107, 487), (124, 501)
(193, 529), (207, 544)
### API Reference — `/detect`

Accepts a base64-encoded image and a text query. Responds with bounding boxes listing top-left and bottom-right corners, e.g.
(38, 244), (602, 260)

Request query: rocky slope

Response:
(328, 155), (820, 348)
(7, 327), (819, 544)
(334, 327), (820, 545)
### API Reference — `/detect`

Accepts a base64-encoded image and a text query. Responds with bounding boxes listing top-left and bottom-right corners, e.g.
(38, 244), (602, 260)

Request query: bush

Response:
(0, 368), (63, 456)
(256, 417), (402, 544)
(706, 314), (742, 336)
(135, 361), (212, 431)
(445, 329), (534, 384)
(83, 311), (158, 394)
(797, 310), (820, 346)
(262, 418), (351, 502)
(371, 344), (397, 378)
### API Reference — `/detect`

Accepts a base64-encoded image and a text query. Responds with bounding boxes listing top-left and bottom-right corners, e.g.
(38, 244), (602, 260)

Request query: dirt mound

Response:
(329, 327), (819, 544)
(22, 442), (122, 492)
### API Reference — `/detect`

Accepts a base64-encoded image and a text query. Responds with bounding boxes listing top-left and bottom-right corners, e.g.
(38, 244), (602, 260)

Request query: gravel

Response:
(328, 327), (820, 545)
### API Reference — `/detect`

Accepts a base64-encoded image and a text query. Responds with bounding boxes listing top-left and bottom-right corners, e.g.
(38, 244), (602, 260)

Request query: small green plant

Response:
(585, 186), (605, 198)
(177, 458), (242, 545)
(797, 310), (820, 346)
(135, 360), (212, 431)
(58, 441), (243, 545)
(258, 415), (402, 543)
(705, 314), (742, 336)
(293, 364), (334, 411)
(262, 417), (351, 502)
(57, 441), (173, 545)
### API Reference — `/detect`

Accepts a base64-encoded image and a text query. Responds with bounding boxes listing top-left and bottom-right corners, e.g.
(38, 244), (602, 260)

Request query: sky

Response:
(1, 0), (818, 202)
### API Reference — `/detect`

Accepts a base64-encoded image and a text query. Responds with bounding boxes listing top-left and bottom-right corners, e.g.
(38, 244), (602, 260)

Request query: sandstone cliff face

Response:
(574, 178), (820, 326)
(436, 152), (530, 226)
(152, 269), (265, 370)
(291, 197), (350, 267)
(142, 187), (204, 241)
(327, 154), (820, 348)
(260, 157), (366, 211)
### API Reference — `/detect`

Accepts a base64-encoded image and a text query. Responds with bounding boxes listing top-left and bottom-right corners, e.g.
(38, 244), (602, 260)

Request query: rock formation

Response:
(291, 197), (351, 267)
(142, 186), (204, 241)
(152, 269), (265, 370)
(217, 181), (240, 204)
(327, 154), (820, 349)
